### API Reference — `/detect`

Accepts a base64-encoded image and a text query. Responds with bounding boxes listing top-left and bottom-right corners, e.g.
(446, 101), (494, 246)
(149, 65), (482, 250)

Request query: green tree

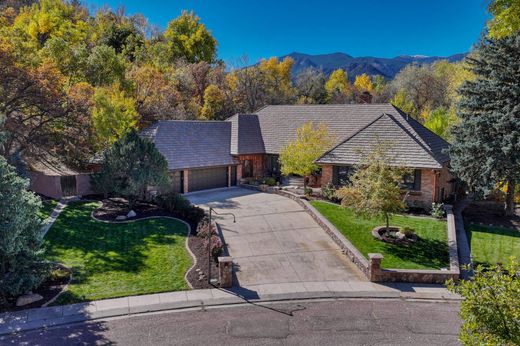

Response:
(200, 84), (225, 120)
(258, 57), (295, 104)
(164, 11), (217, 63)
(335, 143), (410, 231)
(488, 0), (520, 39)
(86, 45), (126, 86)
(423, 107), (458, 142)
(449, 33), (520, 215)
(92, 130), (170, 209)
(447, 258), (520, 345)
(279, 122), (335, 189)
(0, 155), (49, 302)
(92, 84), (139, 148)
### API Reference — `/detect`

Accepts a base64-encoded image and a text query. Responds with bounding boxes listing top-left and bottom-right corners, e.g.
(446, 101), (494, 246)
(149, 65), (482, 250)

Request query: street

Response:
(1, 298), (461, 345)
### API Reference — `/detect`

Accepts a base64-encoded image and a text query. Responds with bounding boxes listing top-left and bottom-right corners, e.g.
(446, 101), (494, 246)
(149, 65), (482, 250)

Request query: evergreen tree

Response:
(91, 129), (170, 209)
(0, 155), (48, 302)
(449, 33), (520, 215)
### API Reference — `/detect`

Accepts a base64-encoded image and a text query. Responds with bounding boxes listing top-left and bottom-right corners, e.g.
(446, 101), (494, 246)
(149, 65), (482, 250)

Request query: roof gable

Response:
(227, 114), (265, 154)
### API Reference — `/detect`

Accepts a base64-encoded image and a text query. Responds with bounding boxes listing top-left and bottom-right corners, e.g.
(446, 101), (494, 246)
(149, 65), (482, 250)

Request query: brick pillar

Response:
(321, 165), (333, 185)
(368, 253), (384, 282)
(218, 256), (233, 288)
(183, 170), (189, 194)
(227, 166), (231, 187)
(236, 164), (243, 182)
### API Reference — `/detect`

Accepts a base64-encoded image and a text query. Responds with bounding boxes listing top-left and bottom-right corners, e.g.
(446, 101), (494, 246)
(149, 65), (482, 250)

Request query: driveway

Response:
(187, 188), (367, 287)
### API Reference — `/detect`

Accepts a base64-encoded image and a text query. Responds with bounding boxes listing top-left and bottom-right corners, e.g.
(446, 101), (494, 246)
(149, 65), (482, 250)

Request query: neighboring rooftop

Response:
(141, 120), (237, 170)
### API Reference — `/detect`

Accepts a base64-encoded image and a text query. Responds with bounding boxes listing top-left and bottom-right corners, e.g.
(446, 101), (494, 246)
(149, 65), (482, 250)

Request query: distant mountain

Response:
(281, 52), (466, 80)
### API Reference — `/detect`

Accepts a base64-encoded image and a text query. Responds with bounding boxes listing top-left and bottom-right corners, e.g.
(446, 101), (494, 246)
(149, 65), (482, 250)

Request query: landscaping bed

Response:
(44, 201), (193, 304)
(310, 201), (450, 270)
(463, 200), (520, 230)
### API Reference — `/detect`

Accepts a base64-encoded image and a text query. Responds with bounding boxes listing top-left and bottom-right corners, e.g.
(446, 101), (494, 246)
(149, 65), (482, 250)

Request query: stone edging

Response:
(86, 200), (197, 289)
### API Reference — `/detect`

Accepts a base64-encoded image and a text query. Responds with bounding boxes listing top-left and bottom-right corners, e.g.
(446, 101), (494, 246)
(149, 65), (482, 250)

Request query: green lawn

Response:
(38, 199), (58, 220)
(466, 224), (520, 266)
(310, 201), (450, 269)
(45, 201), (192, 304)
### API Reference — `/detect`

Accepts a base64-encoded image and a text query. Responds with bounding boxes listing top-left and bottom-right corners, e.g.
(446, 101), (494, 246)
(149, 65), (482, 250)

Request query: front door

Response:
(243, 160), (253, 178)
(60, 175), (77, 197)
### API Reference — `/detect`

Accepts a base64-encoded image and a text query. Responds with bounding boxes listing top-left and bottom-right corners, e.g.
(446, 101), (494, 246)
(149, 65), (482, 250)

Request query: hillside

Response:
(281, 52), (466, 79)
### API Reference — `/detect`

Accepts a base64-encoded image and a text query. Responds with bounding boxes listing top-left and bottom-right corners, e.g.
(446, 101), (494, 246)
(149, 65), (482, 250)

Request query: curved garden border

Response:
(41, 263), (73, 307)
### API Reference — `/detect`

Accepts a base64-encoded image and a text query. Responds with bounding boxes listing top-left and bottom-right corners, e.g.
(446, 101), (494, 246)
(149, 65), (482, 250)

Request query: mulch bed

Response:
(463, 200), (520, 230)
(91, 198), (221, 289)
(1, 264), (71, 313)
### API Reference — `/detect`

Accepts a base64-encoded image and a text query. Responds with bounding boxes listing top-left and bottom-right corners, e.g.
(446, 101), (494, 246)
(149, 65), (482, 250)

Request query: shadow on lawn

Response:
(44, 202), (187, 276)
(382, 237), (450, 269)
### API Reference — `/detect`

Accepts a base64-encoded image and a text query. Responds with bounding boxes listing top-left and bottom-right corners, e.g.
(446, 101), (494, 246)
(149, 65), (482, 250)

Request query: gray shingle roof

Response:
(316, 112), (449, 168)
(141, 120), (237, 170)
(227, 114), (265, 154)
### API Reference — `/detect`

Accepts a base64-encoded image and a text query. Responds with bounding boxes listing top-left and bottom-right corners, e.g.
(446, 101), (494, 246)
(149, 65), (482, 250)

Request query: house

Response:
(142, 104), (454, 209)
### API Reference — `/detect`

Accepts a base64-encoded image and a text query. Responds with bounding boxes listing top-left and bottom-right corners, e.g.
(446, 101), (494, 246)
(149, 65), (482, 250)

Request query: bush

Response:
(155, 192), (191, 213)
(321, 183), (337, 201)
(400, 227), (415, 236)
(49, 268), (70, 282)
(197, 216), (217, 238)
(304, 187), (313, 196)
(186, 206), (206, 224)
(430, 203), (444, 219)
(262, 177), (277, 186)
(204, 235), (224, 262)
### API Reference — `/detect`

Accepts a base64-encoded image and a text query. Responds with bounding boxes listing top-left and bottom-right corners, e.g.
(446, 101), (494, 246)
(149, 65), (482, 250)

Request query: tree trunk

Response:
(505, 179), (516, 216)
(385, 214), (389, 232)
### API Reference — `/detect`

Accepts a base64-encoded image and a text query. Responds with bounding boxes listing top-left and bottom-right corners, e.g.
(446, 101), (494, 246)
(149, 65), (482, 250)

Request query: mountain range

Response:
(280, 52), (466, 80)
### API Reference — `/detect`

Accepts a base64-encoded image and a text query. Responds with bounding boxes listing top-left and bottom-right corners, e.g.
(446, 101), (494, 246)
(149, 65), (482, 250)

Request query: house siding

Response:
(235, 154), (265, 180)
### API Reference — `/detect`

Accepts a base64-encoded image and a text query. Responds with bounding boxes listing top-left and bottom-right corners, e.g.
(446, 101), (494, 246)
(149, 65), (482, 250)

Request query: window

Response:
(266, 155), (280, 174)
(401, 169), (422, 191)
(332, 166), (352, 185)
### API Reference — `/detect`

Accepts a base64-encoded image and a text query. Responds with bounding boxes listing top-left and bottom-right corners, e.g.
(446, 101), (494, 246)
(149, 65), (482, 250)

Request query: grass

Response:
(38, 199), (58, 220)
(466, 224), (520, 266)
(44, 201), (192, 304)
(310, 201), (449, 269)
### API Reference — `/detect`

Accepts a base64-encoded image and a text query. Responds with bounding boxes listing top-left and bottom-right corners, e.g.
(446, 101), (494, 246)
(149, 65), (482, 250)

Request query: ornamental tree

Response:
(91, 129), (170, 209)
(449, 33), (520, 215)
(447, 258), (520, 345)
(279, 122), (335, 189)
(0, 154), (49, 302)
(335, 144), (410, 231)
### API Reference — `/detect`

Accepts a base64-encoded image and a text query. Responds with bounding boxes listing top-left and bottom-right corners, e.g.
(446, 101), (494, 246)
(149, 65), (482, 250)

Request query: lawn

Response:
(38, 199), (58, 220)
(466, 224), (520, 266)
(44, 201), (192, 304)
(310, 201), (450, 269)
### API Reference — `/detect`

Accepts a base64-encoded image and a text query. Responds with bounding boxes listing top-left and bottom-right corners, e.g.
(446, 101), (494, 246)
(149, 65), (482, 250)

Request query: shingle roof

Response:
(141, 120), (237, 170)
(316, 112), (450, 168)
(227, 114), (265, 154)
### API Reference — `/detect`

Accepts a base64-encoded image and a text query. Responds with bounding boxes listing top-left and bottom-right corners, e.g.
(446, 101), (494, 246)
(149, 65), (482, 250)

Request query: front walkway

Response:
(187, 188), (366, 287)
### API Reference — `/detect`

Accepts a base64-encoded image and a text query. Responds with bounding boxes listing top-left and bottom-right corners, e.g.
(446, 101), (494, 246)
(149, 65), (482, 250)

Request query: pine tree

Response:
(0, 155), (48, 302)
(449, 33), (520, 215)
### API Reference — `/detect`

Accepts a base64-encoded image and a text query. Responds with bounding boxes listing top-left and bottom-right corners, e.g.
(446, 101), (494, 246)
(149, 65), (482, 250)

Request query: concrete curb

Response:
(0, 285), (461, 336)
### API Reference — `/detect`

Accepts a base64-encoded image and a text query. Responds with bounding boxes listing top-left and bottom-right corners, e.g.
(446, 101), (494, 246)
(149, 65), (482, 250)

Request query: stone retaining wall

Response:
(242, 184), (460, 284)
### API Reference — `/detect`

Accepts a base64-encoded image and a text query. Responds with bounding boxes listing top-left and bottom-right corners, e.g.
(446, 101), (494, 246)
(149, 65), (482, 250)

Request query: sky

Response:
(83, 0), (489, 65)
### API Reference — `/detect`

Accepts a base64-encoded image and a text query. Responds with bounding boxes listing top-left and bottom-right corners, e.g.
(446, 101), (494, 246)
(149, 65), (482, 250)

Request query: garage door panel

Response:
(188, 167), (228, 192)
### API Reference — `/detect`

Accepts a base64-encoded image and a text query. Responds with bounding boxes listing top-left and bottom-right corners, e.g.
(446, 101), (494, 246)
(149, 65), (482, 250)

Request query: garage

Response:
(188, 167), (229, 192)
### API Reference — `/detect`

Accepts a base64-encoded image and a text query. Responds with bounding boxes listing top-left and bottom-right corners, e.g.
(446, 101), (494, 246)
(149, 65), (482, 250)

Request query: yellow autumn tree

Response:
(200, 84), (225, 120)
(259, 56), (295, 103)
(353, 73), (374, 92)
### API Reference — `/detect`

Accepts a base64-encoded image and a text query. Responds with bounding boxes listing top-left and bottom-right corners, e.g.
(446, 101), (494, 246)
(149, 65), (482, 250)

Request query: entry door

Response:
(60, 176), (77, 197)
(243, 160), (253, 178)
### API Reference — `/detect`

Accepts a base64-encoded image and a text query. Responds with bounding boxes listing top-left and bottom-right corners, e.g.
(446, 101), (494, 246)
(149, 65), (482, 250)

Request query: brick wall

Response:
(321, 165), (333, 185)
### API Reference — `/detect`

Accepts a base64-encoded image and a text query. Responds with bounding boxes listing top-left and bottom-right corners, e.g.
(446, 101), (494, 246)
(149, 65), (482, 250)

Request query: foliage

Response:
(295, 67), (327, 104)
(311, 201), (449, 269)
(0, 155), (49, 301)
(335, 143), (411, 231)
(321, 182), (338, 202)
(449, 33), (520, 215)
(185, 206), (206, 224)
(447, 258), (520, 345)
(430, 203), (445, 219)
(258, 57), (295, 104)
(423, 107), (458, 142)
(164, 11), (217, 63)
(155, 192), (192, 214)
(325, 68), (350, 103)
(488, 0), (520, 39)
(91, 130), (169, 209)
(400, 226), (415, 236)
(279, 122), (335, 188)
(204, 235), (224, 262)
(86, 44), (126, 86)
(200, 84), (225, 120)
(44, 201), (191, 303)
(353, 73), (373, 92)
(92, 84), (139, 147)
(304, 187), (313, 196)
(261, 177), (277, 186)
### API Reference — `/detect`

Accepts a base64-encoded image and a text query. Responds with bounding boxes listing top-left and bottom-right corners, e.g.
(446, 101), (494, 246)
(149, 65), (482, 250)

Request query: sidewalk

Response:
(0, 281), (460, 336)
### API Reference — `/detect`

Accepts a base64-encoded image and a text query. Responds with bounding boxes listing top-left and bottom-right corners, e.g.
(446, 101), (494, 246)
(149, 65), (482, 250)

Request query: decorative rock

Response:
(127, 210), (137, 218)
(115, 215), (127, 221)
(16, 293), (43, 307)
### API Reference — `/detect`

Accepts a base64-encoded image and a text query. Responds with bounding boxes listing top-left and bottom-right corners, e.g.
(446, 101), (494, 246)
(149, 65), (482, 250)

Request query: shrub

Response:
(262, 177), (277, 186)
(304, 187), (313, 196)
(400, 227), (415, 236)
(197, 216), (217, 238)
(186, 206), (206, 224)
(321, 183), (337, 201)
(204, 235), (224, 262)
(430, 203), (444, 219)
(49, 268), (70, 282)
(155, 192), (191, 214)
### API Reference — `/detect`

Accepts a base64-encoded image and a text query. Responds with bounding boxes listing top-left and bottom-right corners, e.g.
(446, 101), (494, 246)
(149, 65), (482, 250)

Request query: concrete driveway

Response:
(187, 188), (367, 287)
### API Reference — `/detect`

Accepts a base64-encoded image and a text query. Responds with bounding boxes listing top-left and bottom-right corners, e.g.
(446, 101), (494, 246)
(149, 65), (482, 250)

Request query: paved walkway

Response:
(0, 282), (459, 336)
(188, 188), (367, 287)
(454, 198), (473, 279)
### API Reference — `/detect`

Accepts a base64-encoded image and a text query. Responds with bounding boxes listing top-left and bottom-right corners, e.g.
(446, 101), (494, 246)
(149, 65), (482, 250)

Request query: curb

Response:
(0, 288), (461, 336)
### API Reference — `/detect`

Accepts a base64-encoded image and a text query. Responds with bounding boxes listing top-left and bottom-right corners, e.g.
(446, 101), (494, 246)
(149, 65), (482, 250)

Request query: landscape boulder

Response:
(16, 293), (43, 307)
(127, 210), (137, 218)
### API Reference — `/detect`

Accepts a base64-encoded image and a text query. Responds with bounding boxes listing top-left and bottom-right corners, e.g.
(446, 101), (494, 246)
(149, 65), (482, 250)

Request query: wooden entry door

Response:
(60, 175), (77, 197)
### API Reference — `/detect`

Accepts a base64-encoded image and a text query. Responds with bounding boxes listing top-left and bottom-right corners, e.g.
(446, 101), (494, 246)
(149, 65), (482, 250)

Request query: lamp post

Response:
(207, 207), (236, 285)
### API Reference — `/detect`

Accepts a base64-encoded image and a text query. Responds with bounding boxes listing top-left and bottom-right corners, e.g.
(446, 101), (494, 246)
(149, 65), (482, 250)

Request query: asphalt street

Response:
(1, 298), (461, 345)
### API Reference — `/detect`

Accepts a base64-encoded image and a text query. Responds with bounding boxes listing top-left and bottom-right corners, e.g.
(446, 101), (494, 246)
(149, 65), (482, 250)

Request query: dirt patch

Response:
(463, 200), (520, 230)
(186, 236), (220, 289)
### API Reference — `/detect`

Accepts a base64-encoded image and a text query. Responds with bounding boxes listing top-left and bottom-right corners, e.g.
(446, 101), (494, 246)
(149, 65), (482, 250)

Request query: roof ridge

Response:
(158, 119), (227, 123)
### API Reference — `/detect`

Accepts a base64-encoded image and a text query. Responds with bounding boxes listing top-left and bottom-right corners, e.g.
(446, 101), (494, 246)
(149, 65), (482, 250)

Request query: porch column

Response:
(183, 170), (189, 194)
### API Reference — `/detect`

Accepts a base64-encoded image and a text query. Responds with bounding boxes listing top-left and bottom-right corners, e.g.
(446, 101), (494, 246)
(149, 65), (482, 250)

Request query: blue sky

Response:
(83, 0), (489, 65)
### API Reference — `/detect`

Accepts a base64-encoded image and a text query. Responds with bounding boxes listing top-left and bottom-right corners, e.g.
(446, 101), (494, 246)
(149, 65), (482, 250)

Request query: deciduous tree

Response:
(488, 0), (520, 39)
(325, 69), (351, 103)
(295, 68), (327, 104)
